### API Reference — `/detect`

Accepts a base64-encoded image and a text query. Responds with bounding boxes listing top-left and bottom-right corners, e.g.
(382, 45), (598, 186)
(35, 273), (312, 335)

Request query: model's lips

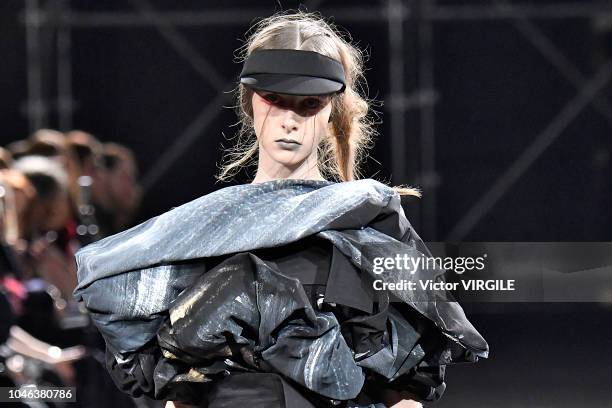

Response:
(275, 138), (302, 145)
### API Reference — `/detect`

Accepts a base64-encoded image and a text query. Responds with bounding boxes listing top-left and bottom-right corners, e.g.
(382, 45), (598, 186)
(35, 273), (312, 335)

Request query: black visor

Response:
(239, 49), (346, 96)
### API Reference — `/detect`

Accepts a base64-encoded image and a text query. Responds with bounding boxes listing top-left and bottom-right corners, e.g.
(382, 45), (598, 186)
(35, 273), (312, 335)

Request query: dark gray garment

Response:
(155, 252), (366, 401)
(74, 179), (488, 402)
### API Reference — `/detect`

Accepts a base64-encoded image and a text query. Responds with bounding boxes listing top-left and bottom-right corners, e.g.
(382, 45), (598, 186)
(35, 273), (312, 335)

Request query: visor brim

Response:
(240, 74), (345, 96)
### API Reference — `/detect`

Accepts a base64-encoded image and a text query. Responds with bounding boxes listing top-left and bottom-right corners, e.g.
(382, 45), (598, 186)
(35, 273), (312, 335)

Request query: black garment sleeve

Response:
(324, 246), (449, 404)
(105, 345), (158, 398)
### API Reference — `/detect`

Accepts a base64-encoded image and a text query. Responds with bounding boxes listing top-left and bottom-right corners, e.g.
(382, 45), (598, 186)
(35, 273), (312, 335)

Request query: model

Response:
(73, 11), (488, 408)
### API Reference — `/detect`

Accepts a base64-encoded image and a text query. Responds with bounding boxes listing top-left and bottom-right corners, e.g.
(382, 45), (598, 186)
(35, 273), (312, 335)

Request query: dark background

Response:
(1, 1), (611, 406)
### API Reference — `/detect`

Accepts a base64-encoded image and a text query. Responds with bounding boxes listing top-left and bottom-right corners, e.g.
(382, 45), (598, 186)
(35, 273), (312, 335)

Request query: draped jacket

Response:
(73, 179), (488, 406)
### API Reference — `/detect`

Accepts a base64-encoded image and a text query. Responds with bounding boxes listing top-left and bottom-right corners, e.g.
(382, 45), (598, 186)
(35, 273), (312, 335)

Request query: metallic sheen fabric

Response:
(74, 178), (488, 402)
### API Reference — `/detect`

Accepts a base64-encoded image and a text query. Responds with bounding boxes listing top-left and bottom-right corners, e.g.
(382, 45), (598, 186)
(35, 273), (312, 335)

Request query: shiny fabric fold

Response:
(156, 252), (365, 400)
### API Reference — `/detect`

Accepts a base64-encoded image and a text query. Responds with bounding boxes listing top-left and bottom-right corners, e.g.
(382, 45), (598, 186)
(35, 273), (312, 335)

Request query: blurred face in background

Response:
(44, 190), (72, 231)
(30, 189), (71, 233)
(84, 158), (111, 209)
(106, 157), (140, 215)
(0, 171), (35, 242)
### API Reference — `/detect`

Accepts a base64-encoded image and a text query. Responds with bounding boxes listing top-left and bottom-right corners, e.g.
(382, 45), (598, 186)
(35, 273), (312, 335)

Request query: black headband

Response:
(239, 49), (346, 96)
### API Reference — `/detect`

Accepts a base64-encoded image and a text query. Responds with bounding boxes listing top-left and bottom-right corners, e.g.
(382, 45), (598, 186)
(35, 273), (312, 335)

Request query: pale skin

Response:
(167, 90), (422, 408)
(250, 90), (329, 183)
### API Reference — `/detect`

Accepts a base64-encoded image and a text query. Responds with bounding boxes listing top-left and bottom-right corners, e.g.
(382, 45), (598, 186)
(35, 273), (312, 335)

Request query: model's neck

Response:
(251, 167), (325, 184)
(251, 151), (325, 184)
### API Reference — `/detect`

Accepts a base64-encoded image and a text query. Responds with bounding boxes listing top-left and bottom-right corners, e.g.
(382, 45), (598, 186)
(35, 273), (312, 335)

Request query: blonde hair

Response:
(217, 11), (419, 197)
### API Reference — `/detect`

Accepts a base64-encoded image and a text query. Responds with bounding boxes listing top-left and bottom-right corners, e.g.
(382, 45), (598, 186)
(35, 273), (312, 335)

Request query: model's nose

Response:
(281, 112), (299, 133)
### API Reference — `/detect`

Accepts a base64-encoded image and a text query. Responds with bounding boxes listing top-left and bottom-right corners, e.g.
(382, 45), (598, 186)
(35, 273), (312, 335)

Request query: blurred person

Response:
(1, 181), (85, 391)
(65, 130), (108, 203)
(12, 156), (77, 300)
(2, 275), (86, 388)
(27, 129), (68, 158)
(2, 162), (79, 349)
(0, 147), (13, 169)
(1, 178), (26, 369)
(26, 129), (81, 192)
(26, 129), (83, 223)
(66, 130), (111, 241)
(0, 170), (37, 264)
(0, 285), (17, 388)
(1, 170), (24, 246)
(35, 132), (150, 408)
(0, 173), (29, 312)
(0, 185), (136, 408)
(101, 142), (142, 234)
(1, 283), (85, 405)
(65, 131), (102, 170)
(6, 139), (31, 161)
(0, 175), (21, 253)
(1, 166), (130, 408)
(0, 279), (86, 390)
(12, 156), (72, 236)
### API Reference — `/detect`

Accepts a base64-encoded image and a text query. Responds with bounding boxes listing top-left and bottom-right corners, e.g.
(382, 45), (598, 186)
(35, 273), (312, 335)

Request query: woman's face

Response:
(251, 90), (332, 172)
(36, 190), (71, 232)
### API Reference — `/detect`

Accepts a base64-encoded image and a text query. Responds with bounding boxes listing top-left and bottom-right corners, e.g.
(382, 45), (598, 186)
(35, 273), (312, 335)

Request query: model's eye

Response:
(303, 98), (321, 109)
(263, 93), (281, 104)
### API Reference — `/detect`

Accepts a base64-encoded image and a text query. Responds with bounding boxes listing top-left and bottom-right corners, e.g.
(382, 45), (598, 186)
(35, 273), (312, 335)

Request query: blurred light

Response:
(45, 230), (58, 242)
(46, 284), (61, 299)
(54, 298), (67, 310)
(47, 346), (62, 360)
(7, 355), (24, 373)
(77, 175), (93, 187)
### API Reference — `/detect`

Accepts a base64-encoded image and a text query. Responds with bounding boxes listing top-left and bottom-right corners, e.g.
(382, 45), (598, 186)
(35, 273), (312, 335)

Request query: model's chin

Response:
(266, 151), (309, 168)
